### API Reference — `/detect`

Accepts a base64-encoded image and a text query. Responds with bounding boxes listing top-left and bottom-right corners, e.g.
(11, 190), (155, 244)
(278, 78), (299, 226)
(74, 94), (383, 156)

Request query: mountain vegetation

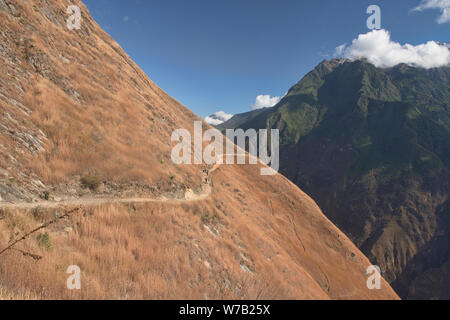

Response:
(219, 58), (450, 299)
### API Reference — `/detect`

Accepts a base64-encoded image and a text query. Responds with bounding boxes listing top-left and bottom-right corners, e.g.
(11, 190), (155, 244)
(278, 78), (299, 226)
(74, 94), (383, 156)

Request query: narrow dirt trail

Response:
(0, 154), (266, 261)
(0, 195), (202, 210)
(0, 154), (236, 210)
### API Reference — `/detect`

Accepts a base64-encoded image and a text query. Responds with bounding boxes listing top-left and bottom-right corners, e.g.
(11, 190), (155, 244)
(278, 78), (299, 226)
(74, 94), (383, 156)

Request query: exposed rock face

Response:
(0, 1), (398, 299)
(219, 59), (450, 299)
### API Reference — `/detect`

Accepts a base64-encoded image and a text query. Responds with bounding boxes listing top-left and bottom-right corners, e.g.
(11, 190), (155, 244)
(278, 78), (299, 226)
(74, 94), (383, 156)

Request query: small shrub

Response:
(170, 174), (175, 180)
(0, 208), (6, 221)
(32, 207), (45, 221)
(43, 191), (50, 200)
(201, 214), (210, 224)
(81, 174), (102, 191)
(201, 213), (218, 224)
(37, 232), (52, 250)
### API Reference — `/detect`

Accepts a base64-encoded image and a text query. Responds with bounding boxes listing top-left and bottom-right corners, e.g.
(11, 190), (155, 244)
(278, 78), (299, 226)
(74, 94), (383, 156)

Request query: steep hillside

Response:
(219, 59), (450, 299)
(0, 1), (398, 299)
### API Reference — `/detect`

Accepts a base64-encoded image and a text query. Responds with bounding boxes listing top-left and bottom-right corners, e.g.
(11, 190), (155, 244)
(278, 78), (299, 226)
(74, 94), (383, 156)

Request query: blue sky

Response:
(83, 0), (449, 117)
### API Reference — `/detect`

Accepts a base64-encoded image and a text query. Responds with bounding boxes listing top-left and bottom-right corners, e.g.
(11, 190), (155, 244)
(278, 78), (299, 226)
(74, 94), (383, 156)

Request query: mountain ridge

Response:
(218, 58), (450, 299)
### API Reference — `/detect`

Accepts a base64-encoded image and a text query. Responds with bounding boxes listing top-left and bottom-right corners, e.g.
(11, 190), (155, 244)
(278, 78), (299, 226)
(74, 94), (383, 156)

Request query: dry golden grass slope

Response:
(0, 0), (399, 299)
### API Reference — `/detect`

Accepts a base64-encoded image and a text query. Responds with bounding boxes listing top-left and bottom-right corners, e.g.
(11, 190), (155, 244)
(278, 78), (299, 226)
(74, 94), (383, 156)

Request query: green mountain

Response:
(219, 59), (450, 299)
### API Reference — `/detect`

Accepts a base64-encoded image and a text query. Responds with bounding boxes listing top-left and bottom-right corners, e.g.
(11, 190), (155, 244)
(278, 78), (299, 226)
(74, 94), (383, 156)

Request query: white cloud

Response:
(334, 44), (347, 57)
(412, 0), (450, 24)
(251, 94), (281, 111)
(205, 111), (233, 126)
(123, 16), (129, 22)
(335, 29), (450, 69)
